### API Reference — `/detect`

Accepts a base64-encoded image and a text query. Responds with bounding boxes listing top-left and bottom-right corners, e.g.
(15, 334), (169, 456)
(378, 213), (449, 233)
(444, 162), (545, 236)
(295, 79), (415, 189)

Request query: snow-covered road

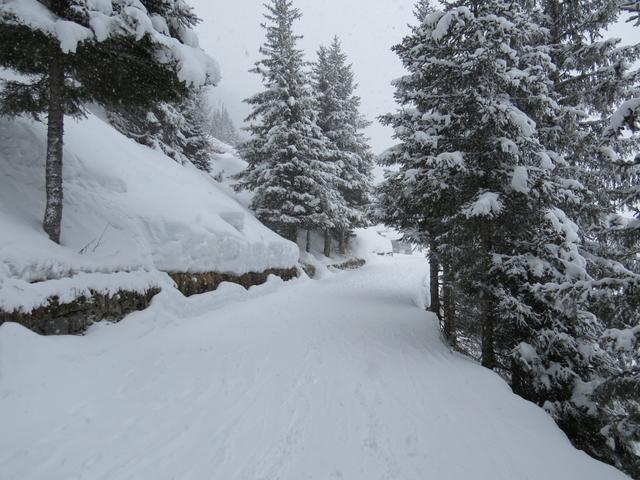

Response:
(0, 255), (628, 479)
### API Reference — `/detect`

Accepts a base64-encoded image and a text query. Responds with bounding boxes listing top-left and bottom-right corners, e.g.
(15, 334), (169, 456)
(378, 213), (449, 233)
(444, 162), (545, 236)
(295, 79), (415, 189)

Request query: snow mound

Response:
(351, 226), (395, 259)
(208, 138), (252, 207)
(0, 113), (298, 312)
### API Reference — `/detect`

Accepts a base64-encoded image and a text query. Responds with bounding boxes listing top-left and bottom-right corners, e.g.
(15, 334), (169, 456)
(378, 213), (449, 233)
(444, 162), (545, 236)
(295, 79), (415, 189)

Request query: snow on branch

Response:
(463, 192), (503, 218)
(1, 0), (220, 87)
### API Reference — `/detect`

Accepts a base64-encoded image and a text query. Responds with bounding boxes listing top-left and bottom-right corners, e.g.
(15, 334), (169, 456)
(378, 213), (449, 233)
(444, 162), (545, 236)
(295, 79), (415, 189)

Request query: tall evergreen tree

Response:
(379, 0), (640, 475)
(533, 2), (640, 472)
(238, 0), (336, 242)
(313, 37), (373, 255)
(0, 0), (219, 243)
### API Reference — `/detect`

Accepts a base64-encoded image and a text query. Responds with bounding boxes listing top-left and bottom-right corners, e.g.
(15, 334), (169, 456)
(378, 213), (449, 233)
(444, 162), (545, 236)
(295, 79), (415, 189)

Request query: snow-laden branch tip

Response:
(463, 192), (503, 218)
(1, 0), (221, 87)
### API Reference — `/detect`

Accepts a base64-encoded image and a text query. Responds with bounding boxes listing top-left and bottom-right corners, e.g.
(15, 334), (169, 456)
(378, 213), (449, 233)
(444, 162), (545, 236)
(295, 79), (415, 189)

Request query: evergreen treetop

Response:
(238, 0), (337, 241)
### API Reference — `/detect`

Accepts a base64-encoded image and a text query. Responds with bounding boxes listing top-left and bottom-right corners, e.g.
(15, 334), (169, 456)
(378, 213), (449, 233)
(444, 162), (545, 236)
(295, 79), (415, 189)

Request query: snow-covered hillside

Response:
(0, 112), (298, 312)
(0, 248), (628, 480)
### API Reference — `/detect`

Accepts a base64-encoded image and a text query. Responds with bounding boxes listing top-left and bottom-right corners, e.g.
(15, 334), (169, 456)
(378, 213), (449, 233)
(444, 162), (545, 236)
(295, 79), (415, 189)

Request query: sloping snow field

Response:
(0, 253), (628, 480)
(0, 110), (297, 313)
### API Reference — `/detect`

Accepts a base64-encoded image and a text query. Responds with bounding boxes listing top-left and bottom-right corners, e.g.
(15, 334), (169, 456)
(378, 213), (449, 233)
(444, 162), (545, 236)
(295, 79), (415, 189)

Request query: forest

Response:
(0, 1), (638, 479)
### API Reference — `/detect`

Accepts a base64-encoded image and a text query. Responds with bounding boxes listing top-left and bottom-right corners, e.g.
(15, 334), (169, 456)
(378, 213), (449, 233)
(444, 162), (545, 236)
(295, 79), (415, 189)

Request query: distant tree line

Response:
(209, 104), (242, 147)
(109, 92), (243, 171)
(378, 0), (639, 476)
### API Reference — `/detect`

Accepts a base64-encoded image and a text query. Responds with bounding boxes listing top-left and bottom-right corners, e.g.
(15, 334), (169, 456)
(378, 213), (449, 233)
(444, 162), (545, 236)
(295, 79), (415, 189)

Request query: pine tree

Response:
(0, 0), (219, 243)
(380, 1), (640, 475)
(313, 37), (373, 255)
(531, 2), (640, 473)
(237, 0), (336, 242)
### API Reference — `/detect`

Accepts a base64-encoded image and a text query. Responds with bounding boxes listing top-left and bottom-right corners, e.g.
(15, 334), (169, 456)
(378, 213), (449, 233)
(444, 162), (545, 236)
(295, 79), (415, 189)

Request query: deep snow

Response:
(0, 110), (298, 313)
(0, 252), (628, 480)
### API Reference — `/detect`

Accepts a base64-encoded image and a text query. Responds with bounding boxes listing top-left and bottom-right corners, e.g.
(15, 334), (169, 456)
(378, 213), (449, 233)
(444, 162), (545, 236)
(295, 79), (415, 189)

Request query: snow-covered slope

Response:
(0, 113), (298, 312)
(208, 137), (252, 207)
(0, 253), (627, 479)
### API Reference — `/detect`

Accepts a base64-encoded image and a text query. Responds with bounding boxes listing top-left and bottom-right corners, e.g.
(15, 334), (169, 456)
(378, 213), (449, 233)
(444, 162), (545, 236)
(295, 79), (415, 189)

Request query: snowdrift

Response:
(0, 112), (299, 313)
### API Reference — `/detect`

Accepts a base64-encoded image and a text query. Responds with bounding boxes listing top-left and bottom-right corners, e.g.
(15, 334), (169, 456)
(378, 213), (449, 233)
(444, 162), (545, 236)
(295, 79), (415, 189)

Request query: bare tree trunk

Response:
(44, 53), (65, 244)
(285, 226), (298, 243)
(511, 356), (525, 397)
(338, 229), (347, 255)
(480, 236), (496, 369)
(429, 252), (441, 319)
(305, 230), (311, 253)
(481, 296), (496, 369)
(323, 230), (331, 257)
(442, 265), (456, 347)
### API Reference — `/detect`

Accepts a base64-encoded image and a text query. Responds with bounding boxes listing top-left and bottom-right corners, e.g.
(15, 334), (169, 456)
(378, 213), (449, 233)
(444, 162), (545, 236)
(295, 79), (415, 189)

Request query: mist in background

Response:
(191, 0), (637, 155)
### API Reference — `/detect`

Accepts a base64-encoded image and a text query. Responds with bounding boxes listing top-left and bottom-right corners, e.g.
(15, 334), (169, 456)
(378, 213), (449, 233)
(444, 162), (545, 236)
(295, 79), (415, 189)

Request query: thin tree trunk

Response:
(338, 229), (347, 255)
(480, 235), (496, 369)
(305, 230), (311, 253)
(511, 356), (525, 397)
(481, 296), (496, 369)
(286, 226), (298, 243)
(323, 230), (331, 257)
(44, 53), (65, 244)
(442, 265), (456, 347)
(429, 252), (441, 319)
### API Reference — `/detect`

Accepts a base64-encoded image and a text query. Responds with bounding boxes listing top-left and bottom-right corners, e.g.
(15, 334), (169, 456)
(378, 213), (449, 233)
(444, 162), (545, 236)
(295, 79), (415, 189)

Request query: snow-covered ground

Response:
(0, 109), (298, 313)
(0, 251), (627, 480)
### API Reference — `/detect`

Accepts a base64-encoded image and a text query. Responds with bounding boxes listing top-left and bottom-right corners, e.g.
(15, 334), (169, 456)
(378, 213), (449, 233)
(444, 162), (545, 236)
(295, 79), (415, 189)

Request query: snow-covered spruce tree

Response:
(588, 5), (640, 475)
(533, 0), (640, 323)
(0, 0), (219, 243)
(237, 0), (336, 242)
(380, 1), (638, 473)
(108, 87), (215, 172)
(531, 2), (640, 472)
(209, 103), (242, 146)
(606, 1), (640, 250)
(313, 37), (373, 255)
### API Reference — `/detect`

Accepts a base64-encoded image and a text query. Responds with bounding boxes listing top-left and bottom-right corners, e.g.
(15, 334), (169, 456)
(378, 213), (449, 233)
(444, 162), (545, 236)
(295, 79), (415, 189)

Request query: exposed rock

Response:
(0, 288), (160, 335)
(0, 267), (299, 335)
(168, 267), (299, 297)
(329, 258), (366, 271)
(300, 263), (317, 278)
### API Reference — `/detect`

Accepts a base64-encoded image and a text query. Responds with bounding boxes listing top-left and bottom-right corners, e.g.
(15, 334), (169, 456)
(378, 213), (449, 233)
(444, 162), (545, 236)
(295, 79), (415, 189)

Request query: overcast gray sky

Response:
(190, 1), (637, 155)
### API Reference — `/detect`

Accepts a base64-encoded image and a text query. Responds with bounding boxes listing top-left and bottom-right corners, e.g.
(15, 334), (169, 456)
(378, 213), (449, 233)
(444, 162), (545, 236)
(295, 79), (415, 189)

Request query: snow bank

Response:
(0, 112), (298, 312)
(351, 226), (394, 258)
(0, 271), (173, 314)
(208, 138), (252, 207)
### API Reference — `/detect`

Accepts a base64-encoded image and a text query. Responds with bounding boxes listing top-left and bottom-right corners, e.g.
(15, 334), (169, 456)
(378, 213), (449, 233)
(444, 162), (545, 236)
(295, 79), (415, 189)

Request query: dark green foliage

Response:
(380, 0), (640, 476)
(0, 0), (217, 242)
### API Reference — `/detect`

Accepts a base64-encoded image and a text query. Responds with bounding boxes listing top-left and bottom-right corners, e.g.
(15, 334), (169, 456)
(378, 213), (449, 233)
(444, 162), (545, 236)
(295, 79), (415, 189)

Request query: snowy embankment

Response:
(0, 113), (298, 313)
(0, 248), (628, 480)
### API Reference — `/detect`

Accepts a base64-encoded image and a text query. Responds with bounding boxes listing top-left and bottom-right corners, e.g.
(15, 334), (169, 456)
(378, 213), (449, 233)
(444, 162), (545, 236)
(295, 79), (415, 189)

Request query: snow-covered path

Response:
(0, 255), (628, 480)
